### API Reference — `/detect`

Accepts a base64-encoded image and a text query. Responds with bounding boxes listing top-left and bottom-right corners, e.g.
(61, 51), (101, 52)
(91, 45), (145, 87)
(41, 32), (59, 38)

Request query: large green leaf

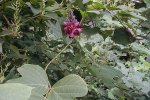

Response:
(47, 74), (88, 100)
(0, 83), (33, 100)
(8, 64), (50, 95)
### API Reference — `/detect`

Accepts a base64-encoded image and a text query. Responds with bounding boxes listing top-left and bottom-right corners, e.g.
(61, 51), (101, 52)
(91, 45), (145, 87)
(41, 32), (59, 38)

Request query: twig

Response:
(21, 13), (41, 25)
(44, 38), (74, 71)
(3, 14), (11, 26)
(106, 9), (137, 37)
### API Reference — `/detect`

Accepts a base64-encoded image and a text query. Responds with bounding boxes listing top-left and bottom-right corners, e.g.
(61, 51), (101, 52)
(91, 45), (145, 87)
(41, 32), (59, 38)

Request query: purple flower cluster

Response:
(63, 11), (82, 38)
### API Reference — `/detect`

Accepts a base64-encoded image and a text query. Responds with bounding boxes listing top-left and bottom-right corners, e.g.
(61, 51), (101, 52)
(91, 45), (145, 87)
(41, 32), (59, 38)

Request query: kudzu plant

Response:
(0, 0), (150, 100)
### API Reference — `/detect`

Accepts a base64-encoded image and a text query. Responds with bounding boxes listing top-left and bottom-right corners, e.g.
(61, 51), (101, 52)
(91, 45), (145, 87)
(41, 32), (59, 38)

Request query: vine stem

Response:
(44, 38), (74, 71)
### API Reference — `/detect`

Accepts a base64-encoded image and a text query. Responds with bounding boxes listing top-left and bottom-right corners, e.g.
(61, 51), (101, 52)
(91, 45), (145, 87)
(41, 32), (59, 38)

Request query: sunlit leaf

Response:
(48, 74), (88, 100)
(8, 64), (50, 95)
(0, 83), (33, 100)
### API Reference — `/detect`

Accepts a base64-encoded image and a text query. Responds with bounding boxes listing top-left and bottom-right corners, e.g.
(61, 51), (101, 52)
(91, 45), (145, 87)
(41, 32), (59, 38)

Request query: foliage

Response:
(0, 0), (150, 100)
(2, 64), (88, 100)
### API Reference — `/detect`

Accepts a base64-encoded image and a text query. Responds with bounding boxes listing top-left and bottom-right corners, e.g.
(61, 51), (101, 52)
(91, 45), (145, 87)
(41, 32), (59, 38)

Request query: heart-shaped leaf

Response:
(47, 74), (88, 100)
(8, 64), (50, 95)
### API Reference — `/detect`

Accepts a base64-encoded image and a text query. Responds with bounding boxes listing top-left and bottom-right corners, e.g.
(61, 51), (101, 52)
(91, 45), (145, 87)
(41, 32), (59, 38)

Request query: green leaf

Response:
(144, 0), (150, 8)
(131, 43), (150, 55)
(48, 74), (88, 100)
(83, 0), (90, 4)
(46, 20), (63, 39)
(112, 28), (135, 45)
(0, 42), (2, 53)
(117, 11), (146, 20)
(8, 64), (50, 95)
(108, 90), (116, 99)
(90, 64), (123, 87)
(10, 45), (19, 55)
(45, 3), (60, 12)
(26, 2), (40, 15)
(102, 14), (122, 27)
(29, 92), (47, 100)
(146, 55), (150, 63)
(87, 2), (104, 10)
(82, 26), (100, 37)
(0, 83), (33, 100)
(87, 10), (101, 14)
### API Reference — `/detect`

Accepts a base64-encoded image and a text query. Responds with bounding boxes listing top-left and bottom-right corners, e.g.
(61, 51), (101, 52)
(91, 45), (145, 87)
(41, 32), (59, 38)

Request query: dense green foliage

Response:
(0, 0), (150, 99)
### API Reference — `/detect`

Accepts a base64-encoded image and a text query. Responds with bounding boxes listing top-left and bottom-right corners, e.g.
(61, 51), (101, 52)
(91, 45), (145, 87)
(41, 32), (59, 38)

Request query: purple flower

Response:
(64, 21), (82, 38)
(63, 11), (82, 38)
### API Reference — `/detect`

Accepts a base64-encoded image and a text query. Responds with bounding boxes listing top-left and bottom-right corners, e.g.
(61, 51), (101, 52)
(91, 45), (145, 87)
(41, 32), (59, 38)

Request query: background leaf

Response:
(90, 64), (123, 87)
